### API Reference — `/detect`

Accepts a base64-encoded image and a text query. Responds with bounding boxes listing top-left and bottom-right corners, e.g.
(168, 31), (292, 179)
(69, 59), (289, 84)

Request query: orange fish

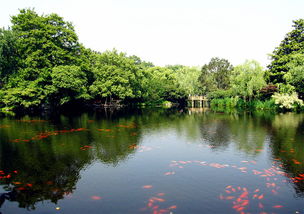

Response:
(273, 205), (283, 208)
(232, 205), (240, 209)
(13, 182), (22, 185)
(17, 187), (26, 191)
(236, 207), (244, 212)
(142, 185), (153, 189)
(168, 205), (177, 209)
(91, 196), (102, 200)
(164, 172), (174, 176)
(254, 189), (260, 193)
(152, 197), (165, 202)
(258, 194), (264, 200)
(240, 200), (249, 206)
(292, 159), (301, 164)
(153, 205), (159, 210)
(239, 191), (248, 198)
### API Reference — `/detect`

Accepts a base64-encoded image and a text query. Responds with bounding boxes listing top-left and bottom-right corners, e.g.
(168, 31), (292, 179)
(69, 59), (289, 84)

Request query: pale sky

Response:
(1, 0), (303, 68)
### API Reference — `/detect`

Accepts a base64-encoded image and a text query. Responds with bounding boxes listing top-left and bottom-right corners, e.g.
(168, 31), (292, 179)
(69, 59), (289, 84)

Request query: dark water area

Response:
(0, 108), (304, 214)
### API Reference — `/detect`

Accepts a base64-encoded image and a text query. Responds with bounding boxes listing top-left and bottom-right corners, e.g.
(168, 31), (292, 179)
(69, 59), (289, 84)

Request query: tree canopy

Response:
(268, 19), (304, 84)
(230, 60), (266, 100)
(0, 9), (303, 113)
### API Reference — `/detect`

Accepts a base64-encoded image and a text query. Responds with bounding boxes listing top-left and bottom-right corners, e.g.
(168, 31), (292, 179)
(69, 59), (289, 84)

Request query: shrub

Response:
(259, 84), (278, 100)
(272, 92), (303, 110)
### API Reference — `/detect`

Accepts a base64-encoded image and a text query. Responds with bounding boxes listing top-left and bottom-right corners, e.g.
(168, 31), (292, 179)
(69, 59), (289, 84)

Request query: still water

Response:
(0, 108), (304, 214)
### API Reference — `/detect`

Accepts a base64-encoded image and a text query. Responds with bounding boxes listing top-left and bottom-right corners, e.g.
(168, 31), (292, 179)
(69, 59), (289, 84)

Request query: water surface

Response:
(0, 109), (304, 214)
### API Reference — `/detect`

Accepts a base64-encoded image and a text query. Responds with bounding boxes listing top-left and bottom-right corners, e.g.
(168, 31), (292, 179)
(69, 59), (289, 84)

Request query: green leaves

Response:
(90, 50), (142, 100)
(50, 65), (89, 105)
(0, 28), (19, 84)
(268, 19), (304, 84)
(0, 9), (85, 110)
(283, 54), (304, 97)
(199, 57), (233, 95)
(11, 9), (80, 80)
(141, 66), (185, 103)
(230, 60), (266, 100)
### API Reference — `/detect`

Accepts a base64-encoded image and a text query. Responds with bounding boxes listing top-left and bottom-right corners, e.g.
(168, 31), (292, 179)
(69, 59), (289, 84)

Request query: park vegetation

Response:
(0, 9), (303, 113)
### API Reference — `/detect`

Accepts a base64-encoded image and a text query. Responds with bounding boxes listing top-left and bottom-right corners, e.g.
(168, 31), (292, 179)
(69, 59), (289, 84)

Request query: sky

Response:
(0, 0), (303, 68)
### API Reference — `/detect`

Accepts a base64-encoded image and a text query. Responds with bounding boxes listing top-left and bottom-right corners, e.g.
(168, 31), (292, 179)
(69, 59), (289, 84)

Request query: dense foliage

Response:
(268, 19), (304, 84)
(230, 60), (266, 101)
(199, 57), (233, 94)
(0, 9), (303, 113)
(0, 9), (194, 112)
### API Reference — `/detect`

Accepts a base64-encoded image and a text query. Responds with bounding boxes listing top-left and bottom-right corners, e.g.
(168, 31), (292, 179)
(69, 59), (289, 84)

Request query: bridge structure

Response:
(188, 95), (209, 108)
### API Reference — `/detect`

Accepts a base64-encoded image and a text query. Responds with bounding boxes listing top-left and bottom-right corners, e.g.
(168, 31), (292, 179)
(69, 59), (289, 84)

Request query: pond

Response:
(0, 108), (304, 214)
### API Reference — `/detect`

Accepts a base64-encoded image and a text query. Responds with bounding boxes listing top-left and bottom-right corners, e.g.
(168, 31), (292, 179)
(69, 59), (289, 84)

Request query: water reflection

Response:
(269, 113), (304, 196)
(0, 113), (142, 210)
(0, 109), (304, 213)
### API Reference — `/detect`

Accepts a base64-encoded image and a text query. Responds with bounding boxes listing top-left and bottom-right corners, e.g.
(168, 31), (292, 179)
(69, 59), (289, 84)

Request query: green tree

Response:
(1, 82), (47, 111)
(175, 66), (202, 95)
(11, 8), (81, 80)
(141, 66), (185, 103)
(230, 60), (266, 101)
(199, 57), (233, 94)
(268, 19), (304, 84)
(49, 65), (90, 105)
(129, 55), (154, 68)
(89, 50), (142, 102)
(284, 54), (304, 98)
(0, 28), (19, 85)
(0, 9), (87, 111)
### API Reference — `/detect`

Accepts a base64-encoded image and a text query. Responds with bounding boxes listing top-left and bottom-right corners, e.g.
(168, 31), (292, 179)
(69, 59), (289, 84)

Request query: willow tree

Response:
(230, 60), (266, 101)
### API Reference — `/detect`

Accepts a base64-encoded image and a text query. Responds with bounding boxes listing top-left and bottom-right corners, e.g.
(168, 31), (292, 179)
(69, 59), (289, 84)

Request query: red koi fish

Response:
(168, 205), (177, 209)
(142, 185), (153, 189)
(91, 196), (102, 200)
